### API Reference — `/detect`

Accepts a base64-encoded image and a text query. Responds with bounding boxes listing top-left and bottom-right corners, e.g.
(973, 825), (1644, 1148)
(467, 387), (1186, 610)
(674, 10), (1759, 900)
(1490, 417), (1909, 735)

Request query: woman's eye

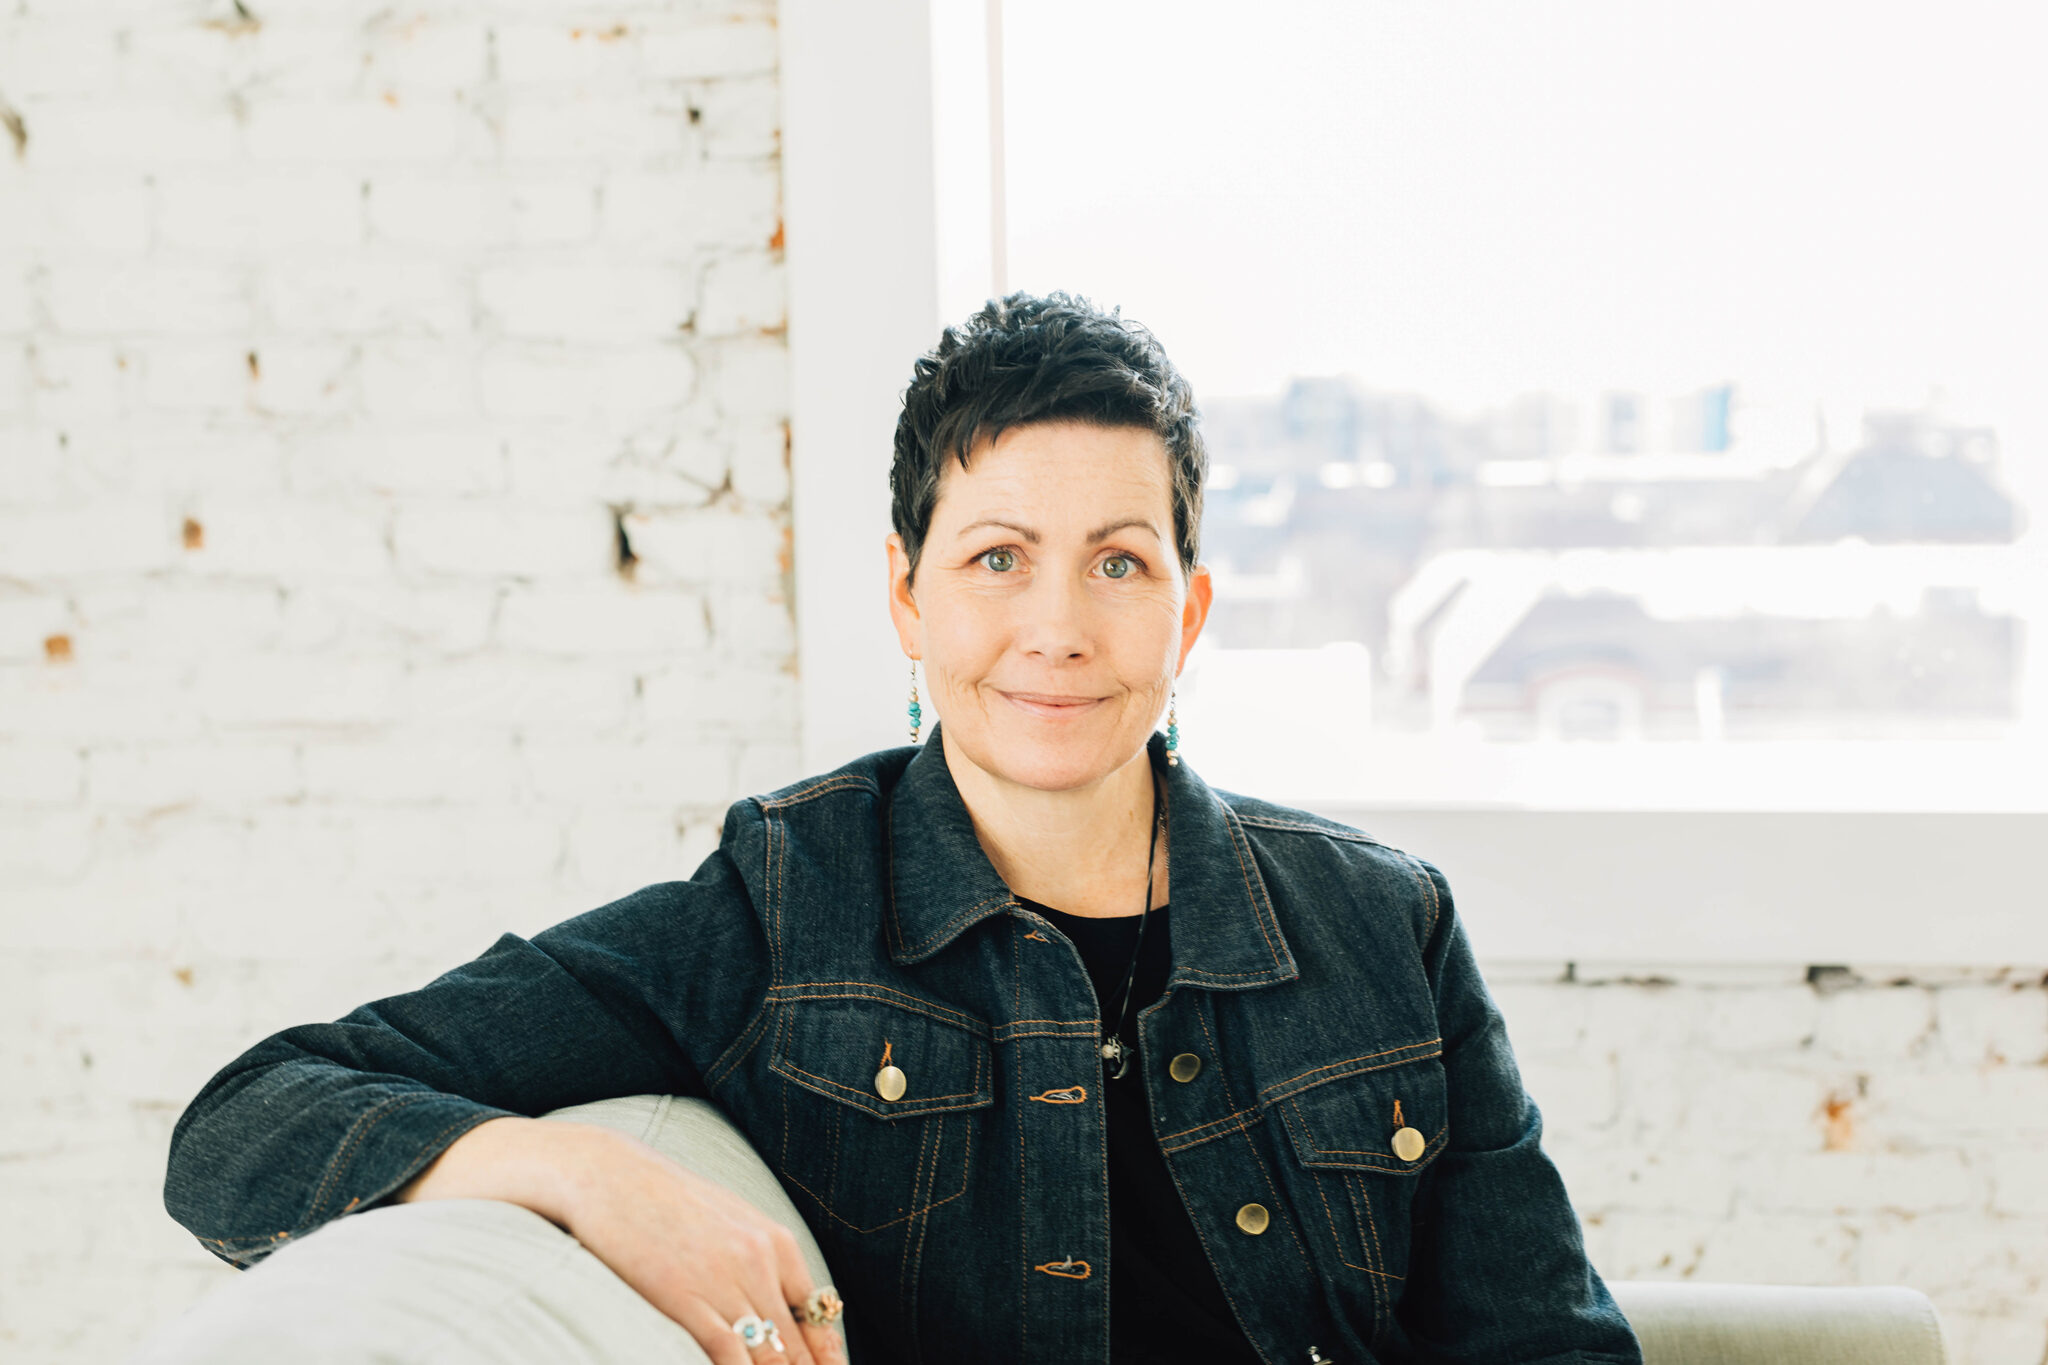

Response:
(1101, 554), (1136, 579)
(980, 547), (1017, 573)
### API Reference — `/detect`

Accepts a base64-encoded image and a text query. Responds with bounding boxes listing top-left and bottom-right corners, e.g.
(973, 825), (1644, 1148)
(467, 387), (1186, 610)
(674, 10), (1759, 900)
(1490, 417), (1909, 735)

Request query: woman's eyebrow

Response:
(952, 516), (1162, 544)
(955, 517), (1039, 543)
(1083, 517), (1161, 544)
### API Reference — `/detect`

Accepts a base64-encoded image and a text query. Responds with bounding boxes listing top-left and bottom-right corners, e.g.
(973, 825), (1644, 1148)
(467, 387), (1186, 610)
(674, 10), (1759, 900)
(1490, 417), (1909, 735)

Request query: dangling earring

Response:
(907, 659), (923, 742)
(1165, 686), (1180, 767)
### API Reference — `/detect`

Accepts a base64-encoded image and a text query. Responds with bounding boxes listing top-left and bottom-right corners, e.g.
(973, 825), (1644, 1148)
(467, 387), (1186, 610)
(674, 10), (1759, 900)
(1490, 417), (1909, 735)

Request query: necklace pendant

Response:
(1100, 1035), (1132, 1080)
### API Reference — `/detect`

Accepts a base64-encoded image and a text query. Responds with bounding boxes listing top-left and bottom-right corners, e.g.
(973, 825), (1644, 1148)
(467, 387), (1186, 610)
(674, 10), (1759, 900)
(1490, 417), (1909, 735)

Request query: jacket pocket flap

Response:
(769, 995), (993, 1120)
(1275, 1053), (1448, 1176)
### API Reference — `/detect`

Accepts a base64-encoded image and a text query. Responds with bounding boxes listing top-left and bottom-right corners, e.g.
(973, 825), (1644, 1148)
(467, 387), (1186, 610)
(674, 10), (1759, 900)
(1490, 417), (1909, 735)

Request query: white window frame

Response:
(778, 0), (2048, 967)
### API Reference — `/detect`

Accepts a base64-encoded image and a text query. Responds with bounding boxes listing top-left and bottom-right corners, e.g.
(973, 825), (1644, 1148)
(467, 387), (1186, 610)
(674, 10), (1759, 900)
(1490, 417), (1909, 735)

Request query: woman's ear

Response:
(1177, 564), (1214, 674)
(885, 532), (922, 658)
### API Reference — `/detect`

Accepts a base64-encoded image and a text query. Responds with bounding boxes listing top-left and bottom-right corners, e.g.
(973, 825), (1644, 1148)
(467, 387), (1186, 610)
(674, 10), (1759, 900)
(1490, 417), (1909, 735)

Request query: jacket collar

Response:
(884, 722), (1299, 990)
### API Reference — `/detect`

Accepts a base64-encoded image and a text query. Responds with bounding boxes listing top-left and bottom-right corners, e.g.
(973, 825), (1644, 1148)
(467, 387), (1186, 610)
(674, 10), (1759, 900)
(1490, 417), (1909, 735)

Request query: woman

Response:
(164, 293), (1641, 1365)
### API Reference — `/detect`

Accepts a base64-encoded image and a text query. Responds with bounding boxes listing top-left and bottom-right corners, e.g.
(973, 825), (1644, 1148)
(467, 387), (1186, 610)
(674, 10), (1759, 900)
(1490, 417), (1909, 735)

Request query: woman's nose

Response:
(1014, 571), (1092, 660)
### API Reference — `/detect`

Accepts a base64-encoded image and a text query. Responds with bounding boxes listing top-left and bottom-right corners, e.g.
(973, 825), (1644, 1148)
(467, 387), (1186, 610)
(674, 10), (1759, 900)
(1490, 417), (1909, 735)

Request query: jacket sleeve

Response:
(162, 803), (771, 1269)
(1396, 856), (1642, 1363)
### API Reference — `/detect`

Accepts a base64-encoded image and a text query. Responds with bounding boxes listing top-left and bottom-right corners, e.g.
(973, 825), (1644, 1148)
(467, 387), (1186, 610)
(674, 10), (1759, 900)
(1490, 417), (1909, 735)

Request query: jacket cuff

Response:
(196, 1095), (520, 1269)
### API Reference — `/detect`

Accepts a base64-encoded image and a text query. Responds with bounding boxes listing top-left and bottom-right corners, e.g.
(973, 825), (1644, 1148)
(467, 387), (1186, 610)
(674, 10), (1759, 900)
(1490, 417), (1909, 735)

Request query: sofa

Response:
(130, 1094), (1951, 1365)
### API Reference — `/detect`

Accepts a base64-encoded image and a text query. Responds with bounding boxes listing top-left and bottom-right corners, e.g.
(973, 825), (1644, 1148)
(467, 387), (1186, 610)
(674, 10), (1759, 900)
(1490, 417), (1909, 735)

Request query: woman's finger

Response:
(794, 1319), (847, 1365)
(738, 1225), (814, 1365)
(674, 1295), (762, 1365)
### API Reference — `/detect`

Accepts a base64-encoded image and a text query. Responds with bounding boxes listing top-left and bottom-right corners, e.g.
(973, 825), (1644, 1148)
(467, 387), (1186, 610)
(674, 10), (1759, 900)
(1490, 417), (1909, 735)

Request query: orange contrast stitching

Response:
(1034, 1258), (1092, 1280)
(1256, 1044), (1445, 1106)
(1028, 1086), (1088, 1104)
(1231, 813), (1386, 845)
(756, 775), (876, 809)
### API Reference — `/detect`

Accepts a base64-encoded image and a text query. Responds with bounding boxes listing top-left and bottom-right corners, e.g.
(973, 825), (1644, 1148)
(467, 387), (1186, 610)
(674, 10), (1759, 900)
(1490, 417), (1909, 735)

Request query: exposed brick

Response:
(639, 660), (796, 734)
(359, 340), (481, 421)
(401, 657), (635, 733)
(478, 343), (696, 420)
(603, 163), (780, 253)
(85, 742), (301, 809)
(725, 421), (789, 505)
(392, 499), (617, 578)
(361, 16), (492, 93)
(300, 738), (524, 804)
(563, 805), (699, 893)
(622, 504), (785, 587)
(18, 102), (239, 167)
(695, 251), (783, 336)
(495, 583), (712, 655)
(1936, 984), (2048, 1067)
(45, 264), (251, 335)
(492, 24), (644, 87)
(498, 98), (684, 165)
(0, 743), (84, 803)
(477, 263), (693, 342)
(287, 424), (504, 497)
(176, 497), (391, 579)
(243, 99), (472, 164)
(1812, 985), (1938, 1062)
(261, 259), (466, 337)
(365, 177), (505, 249)
(640, 22), (780, 81)
(522, 738), (735, 806)
(708, 334), (787, 418)
(694, 73), (779, 160)
(0, 503), (178, 576)
(155, 172), (364, 253)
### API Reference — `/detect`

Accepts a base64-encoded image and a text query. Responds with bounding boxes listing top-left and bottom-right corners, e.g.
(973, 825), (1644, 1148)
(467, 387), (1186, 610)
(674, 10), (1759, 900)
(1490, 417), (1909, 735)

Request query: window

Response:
(778, 1), (2048, 964)
(1000, 0), (2048, 812)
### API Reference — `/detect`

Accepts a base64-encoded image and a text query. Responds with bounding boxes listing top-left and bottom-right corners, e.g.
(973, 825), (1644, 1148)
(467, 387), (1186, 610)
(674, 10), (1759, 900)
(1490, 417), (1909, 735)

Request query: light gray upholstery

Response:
(1609, 1279), (1950, 1365)
(133, 1094), (1948, 1365)
(130, 1095), (836, 1365)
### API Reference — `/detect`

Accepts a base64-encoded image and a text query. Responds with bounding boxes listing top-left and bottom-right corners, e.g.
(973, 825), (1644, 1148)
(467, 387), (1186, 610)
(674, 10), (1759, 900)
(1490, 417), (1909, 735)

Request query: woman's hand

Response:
(398, 1116), (846, 1365)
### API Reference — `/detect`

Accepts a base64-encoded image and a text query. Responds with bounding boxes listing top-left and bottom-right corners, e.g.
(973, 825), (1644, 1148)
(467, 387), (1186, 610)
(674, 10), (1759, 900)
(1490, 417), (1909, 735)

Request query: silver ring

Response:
(730, 1314), (783, 1352)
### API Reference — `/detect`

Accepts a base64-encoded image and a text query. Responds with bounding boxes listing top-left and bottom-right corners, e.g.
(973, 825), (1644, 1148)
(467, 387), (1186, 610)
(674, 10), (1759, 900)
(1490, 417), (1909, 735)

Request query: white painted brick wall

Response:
(1493, 963), (2048, 1364)
(5, 8), (2045, 1365)
(0, 4), (789, 1361)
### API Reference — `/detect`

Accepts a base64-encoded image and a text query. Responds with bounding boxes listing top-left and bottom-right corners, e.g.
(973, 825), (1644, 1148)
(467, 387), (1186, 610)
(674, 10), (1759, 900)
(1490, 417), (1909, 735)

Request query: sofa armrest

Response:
(1607, 1280), (1950, 1365)
(132, 1095), (838, 1365)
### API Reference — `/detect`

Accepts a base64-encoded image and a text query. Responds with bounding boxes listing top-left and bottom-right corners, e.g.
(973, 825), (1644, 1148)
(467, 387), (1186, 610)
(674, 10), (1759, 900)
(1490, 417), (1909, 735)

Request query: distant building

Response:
(1199, 380), (2027, 738)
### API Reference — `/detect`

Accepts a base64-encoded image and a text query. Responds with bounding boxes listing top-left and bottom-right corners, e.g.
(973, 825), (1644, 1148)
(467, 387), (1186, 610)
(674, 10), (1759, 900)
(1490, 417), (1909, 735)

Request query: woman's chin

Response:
(964, 723), (1145, 794)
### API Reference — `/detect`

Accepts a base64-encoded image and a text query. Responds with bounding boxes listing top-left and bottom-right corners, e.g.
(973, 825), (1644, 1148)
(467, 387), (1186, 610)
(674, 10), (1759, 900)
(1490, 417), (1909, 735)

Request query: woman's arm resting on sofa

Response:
(163, 814), (773, 1271)
(393, 1114), (846, 1365)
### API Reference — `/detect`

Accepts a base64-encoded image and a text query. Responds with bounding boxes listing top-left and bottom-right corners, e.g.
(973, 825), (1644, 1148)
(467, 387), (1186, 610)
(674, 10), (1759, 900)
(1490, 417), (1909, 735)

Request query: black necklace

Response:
(1099, 766), (1165, 1081)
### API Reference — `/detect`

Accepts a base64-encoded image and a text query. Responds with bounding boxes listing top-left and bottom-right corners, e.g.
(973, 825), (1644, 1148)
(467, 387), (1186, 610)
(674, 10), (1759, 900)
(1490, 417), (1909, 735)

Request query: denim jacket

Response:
(164, 723), (1641, 1365)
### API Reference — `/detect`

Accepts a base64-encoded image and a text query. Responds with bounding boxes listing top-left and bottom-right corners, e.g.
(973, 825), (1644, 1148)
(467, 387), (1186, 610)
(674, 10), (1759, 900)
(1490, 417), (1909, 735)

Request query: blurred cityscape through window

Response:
(1001, 0), (2046, 809)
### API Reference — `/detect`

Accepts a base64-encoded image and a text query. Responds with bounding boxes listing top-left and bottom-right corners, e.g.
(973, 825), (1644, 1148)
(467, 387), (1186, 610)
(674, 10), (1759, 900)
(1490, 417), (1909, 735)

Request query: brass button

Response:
(875, 1064), (907, 1102)
(1234, 1202), (1270, 1235)
(1391, 1126), (1426, 1162)
(1168, 1052), (1202, 1083)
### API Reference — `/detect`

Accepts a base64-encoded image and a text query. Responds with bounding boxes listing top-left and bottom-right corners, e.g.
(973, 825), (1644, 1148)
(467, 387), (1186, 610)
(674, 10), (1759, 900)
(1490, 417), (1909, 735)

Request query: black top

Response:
(1019, 897), (1264, 1365)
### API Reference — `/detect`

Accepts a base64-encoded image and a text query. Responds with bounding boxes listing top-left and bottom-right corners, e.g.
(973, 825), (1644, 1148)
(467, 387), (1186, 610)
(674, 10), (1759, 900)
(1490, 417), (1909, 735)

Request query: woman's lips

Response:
(999, 691), (1106, 720)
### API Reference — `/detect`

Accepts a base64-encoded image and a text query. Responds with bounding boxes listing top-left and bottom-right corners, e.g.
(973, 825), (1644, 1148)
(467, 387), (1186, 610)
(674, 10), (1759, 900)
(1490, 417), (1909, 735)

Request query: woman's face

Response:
(886, 420), (1213, 795)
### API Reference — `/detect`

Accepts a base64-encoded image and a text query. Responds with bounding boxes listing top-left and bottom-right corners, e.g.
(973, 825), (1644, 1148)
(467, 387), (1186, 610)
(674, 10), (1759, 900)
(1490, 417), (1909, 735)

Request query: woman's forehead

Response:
(932, 422), (1173, 526)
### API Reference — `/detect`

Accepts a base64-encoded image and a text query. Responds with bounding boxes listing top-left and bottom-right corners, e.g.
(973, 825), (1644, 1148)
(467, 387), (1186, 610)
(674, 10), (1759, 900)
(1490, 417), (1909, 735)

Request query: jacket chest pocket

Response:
(768, 996), (994, 1235)
(1273, 1053), (1447, 1320)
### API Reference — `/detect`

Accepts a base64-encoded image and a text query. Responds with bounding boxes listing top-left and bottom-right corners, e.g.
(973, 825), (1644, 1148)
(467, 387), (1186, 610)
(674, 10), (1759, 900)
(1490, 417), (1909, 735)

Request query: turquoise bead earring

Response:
(907, 659), (923, 742)
(1165, 687), (1180, 767)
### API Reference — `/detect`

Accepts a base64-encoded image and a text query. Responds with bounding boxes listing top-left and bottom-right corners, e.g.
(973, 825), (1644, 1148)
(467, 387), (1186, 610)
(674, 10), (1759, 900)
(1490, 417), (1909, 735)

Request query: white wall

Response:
(0, 4), (796, 1360)
(1495, 961), (2048, 1365)
(3, 4), (2045, 1364)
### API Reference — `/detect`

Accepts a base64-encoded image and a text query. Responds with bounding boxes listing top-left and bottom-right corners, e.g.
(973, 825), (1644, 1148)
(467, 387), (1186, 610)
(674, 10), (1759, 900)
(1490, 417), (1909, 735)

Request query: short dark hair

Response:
(890, 290), (1206, 585)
